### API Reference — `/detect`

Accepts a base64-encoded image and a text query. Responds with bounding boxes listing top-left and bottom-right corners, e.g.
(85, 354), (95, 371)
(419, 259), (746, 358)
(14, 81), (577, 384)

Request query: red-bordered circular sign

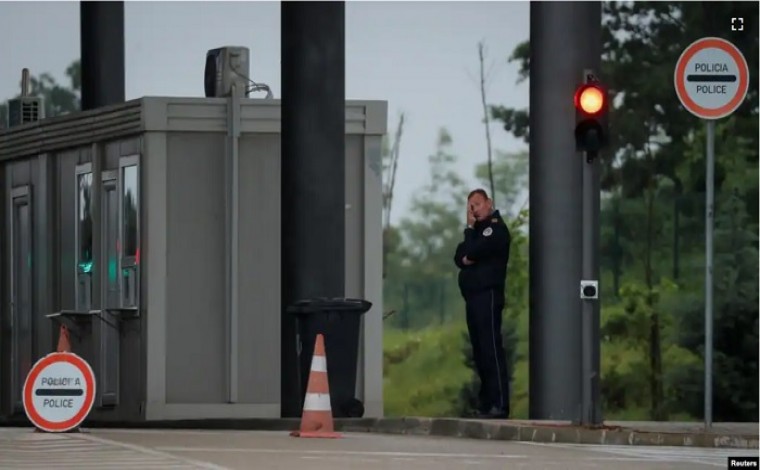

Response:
(22, 352), (96, 432)
(674, 37), (749, 120)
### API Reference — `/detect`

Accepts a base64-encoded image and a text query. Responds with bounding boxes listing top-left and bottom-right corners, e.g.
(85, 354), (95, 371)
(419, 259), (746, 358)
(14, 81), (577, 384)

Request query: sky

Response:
(0, 1), (530, 224)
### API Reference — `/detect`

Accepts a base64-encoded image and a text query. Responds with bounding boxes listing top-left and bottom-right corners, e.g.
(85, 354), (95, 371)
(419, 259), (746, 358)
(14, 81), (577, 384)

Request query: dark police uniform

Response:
(453, 210), (511, 418)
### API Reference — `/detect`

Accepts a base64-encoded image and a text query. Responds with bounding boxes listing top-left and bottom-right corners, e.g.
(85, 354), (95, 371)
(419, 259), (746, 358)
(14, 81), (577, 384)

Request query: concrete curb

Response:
(335, 417), (759, 449)
(3, 416), (756, 449)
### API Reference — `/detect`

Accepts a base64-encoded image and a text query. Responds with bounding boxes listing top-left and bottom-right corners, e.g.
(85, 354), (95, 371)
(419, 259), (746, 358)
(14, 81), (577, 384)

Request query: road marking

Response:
(156, 446), (528, 460)
(522, 442), (759, 468)
(75, 434), (230, 470)
(392, 457), (421, 462)
(0, 430), (229, 470)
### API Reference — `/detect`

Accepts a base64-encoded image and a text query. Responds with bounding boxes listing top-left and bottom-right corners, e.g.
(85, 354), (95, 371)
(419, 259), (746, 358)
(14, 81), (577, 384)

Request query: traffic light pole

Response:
(581, 143), (602, 426)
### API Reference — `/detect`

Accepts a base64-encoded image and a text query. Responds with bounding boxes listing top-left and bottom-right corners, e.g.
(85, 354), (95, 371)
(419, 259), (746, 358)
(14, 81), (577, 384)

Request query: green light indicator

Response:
(108, 257), (118, 283)
(78, 261), (93, 273)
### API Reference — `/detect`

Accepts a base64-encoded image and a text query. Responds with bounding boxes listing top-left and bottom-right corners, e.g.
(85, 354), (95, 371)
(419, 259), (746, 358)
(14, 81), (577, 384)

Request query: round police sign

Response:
(23, 352), (96, 432)
(674, 37), (749, 120)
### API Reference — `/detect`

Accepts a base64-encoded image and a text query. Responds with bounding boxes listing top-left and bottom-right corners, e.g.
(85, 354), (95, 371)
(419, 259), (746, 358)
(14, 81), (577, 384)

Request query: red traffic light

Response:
(574, 85), (605, 115)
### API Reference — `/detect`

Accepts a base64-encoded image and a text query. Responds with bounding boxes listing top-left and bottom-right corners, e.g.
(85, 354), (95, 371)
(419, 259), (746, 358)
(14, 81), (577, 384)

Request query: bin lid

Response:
(287, 297), (372, 315)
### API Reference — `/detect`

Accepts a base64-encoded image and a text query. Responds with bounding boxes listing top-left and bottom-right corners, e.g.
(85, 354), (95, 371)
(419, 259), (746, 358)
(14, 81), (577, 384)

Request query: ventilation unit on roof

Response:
(7, 68), (44, 128)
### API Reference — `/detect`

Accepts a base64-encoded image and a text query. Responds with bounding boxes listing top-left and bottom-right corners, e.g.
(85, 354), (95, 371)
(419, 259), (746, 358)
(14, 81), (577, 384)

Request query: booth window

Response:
(78, 172), (94, 273)
(75, 165), (94, 311)
(120, 160), (139, 309)
(122, 166), (137, 260)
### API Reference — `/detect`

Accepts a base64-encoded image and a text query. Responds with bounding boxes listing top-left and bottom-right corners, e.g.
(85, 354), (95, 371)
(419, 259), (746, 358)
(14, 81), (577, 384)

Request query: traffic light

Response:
(574, 72), (609, 160)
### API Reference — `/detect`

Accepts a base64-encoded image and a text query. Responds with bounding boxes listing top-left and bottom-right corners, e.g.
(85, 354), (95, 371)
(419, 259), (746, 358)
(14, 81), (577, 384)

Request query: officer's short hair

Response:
(468, 188), (489, 200)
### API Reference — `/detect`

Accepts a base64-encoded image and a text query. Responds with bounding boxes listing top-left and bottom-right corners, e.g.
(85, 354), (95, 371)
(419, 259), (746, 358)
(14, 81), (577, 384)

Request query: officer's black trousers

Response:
(465, 288), (510, 414)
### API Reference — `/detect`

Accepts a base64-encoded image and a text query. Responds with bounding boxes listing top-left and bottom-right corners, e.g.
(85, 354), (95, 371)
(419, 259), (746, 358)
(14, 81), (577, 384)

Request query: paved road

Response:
(0, 428), (757, 469)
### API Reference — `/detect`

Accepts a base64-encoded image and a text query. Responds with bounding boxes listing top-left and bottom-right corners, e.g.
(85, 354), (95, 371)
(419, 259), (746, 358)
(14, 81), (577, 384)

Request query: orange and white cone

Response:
(57, 324), (71, 353)
(290, 334), (341, 439)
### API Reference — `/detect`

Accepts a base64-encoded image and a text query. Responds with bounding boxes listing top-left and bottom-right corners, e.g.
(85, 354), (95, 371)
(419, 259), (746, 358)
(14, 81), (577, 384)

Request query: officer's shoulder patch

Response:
(483, 227), (493, 237)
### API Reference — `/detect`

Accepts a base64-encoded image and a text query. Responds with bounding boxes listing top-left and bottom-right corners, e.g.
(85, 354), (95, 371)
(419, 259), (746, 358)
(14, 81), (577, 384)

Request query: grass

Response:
(383, 322), (473, 417)
(383, 320), (533, 418)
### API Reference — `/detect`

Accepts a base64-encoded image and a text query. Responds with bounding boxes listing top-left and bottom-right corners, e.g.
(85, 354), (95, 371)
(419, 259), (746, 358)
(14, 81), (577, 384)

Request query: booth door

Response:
(100, 174), (120, 406)
(9, 186), (33, 412)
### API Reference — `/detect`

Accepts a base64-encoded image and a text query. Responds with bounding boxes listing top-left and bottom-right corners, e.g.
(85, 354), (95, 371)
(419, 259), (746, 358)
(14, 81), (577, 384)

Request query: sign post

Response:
(674, 37), (749, 430)
(23, 352), (96, 433)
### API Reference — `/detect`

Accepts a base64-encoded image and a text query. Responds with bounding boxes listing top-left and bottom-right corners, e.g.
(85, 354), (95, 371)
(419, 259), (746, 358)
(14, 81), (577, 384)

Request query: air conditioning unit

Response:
(204, 46), (250, 98)
(7, 97), (44, 128)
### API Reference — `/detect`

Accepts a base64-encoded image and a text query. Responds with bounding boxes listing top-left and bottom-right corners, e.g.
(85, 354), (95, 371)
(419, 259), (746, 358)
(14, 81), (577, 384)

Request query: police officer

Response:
(454, 188), (511, 419)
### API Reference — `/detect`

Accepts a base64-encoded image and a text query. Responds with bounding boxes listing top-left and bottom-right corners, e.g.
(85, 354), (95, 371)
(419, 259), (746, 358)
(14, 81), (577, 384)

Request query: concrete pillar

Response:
(528, 1), (602, 421)
(80, 1), (125, 110)
(280, 1), (346, 418)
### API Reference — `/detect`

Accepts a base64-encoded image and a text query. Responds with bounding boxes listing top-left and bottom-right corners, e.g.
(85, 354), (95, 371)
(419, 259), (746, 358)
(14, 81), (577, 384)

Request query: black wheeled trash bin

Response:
(288, 297), (372, 418)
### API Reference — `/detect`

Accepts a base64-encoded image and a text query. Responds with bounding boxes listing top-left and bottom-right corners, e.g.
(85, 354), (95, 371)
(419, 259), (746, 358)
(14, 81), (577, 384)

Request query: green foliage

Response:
(383, 324), (473, 417)
(384, 129), (469, 330)
(474, 151), (528, 218)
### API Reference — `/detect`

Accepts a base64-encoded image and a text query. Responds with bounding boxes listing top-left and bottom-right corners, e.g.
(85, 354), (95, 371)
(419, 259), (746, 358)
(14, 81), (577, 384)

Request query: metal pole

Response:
(225, 83), (241, 404)
(581, 145), (601, 426)
(580, 58), (602, 422)
(529, 1), (601, 421)
(704, 119), (715, 430)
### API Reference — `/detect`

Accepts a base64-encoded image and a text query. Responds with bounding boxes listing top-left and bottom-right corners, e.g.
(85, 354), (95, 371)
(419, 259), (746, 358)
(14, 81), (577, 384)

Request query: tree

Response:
(382, 113), (406, 281)
(0, 60), (81, 128)
(383, 128), (469, 330)
(476, 41), (497, 200)
(666, 117), (759, 421)
(474, 151), (528, 219)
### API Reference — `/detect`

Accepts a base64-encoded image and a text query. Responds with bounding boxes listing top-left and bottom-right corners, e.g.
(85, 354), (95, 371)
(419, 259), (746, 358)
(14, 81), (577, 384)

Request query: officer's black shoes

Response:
(462, 409), (485, 419)
(477, 406), (509, 420)
(463, 405), (510, 420)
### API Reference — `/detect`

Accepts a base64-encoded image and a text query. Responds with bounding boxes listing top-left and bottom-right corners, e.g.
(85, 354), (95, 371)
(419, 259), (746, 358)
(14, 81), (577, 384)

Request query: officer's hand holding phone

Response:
(463, 204), (476, 266)
(466, 204), (476, 227)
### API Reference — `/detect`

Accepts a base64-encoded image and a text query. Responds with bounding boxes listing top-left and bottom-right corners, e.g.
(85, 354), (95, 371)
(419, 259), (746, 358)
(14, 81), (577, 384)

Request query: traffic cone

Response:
(56, 324), (71, 353)
(290, 334), (341, 439)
